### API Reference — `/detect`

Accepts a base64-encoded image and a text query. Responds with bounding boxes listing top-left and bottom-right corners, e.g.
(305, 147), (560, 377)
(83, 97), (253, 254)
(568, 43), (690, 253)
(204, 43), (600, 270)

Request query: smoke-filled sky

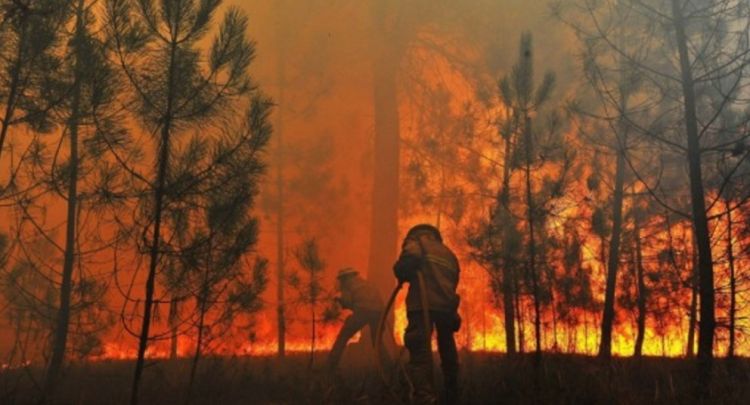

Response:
(236, 0), (578, 280)
(230, 0), (580, 347)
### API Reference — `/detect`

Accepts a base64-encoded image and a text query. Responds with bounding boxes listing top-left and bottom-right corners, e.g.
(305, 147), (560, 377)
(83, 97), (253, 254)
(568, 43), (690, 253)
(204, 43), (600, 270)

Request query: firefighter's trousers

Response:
(404, 310), (459, 404)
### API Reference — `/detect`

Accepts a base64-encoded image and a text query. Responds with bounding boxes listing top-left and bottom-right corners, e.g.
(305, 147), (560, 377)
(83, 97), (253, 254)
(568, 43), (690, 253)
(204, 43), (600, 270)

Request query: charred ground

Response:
(2, 352), (749, 404)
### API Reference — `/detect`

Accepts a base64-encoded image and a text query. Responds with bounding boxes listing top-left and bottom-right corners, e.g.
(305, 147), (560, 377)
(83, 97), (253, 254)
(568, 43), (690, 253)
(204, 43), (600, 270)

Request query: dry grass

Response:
(1, 349), (749, 404)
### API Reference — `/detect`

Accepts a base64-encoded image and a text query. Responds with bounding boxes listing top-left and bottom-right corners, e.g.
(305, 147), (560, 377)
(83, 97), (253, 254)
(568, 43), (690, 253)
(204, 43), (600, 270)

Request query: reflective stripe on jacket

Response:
(394, 236), (460, 313)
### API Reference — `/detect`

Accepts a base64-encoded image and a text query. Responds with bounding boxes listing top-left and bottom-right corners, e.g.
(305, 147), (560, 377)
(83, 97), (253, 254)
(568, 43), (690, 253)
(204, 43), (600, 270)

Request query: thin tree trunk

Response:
(686, 240), (698, 358)
(131, 37), (178, 405)
(524, 115), (542, 365)
(550, 289), (558, 351)
(45, 2), (84, 394)
(599, 137), (626, 359)
(514, 274), (524, 353)
(8, 317), (24, 368)
(671, 1), (716, 392)
(187, 286), (209, 402)
(276, 159), (286, 357)
(664, 213), (696, 358)
(725, 200), (736, 359)
(634, 218), (647, 358)
(499, 133), (516, 355)
(274, 0), (286, 359)
(0, 15), (27, 164)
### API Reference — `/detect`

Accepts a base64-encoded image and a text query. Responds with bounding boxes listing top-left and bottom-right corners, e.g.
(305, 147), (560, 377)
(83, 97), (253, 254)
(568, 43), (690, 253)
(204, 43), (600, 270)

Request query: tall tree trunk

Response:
(131, 37), (178, 405)
(524, 115), (541, 364)
(368, 0), (401, 296)
(686, 239), (698, 357)
(187, 285), (209, 403)
(0, 15), (27, 164)
(551, 288), (558, 351)
(671, 0), (716, 392)
(274, 0), (287, 359)
(499, 133), (516, 355)
(514, 274), (524, 354)
(598, 140), (626, 359)
(634, 217), (647, 358)
(725, 200), (736, 359)
(663, 206), (698, 358)
(45, 1), (84, 394)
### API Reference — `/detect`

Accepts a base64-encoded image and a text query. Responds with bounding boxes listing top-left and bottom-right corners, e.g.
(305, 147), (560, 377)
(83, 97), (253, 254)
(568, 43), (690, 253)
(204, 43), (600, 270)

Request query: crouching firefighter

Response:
(394, 224), (461, 405)
(327, 267), (390, 371)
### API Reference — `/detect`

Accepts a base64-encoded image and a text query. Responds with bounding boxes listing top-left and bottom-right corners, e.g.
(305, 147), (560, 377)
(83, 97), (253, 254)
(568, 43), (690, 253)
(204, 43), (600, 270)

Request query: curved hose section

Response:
(375, 282), (407, 404)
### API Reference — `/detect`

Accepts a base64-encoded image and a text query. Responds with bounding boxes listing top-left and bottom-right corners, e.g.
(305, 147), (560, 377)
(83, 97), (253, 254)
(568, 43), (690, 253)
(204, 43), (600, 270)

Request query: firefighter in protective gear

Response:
(327, 267), (387, 370)
(394, 224), (460, 405)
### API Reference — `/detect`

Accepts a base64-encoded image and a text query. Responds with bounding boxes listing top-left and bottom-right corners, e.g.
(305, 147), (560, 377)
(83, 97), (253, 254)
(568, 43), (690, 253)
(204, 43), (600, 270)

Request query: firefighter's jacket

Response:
(339, 276), (384, 313)
(394, 236), (460, 313)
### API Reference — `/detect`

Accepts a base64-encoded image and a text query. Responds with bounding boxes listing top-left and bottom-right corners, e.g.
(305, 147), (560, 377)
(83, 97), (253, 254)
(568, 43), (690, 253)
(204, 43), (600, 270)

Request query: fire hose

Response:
(375, 239), (437, 404)
(375, 281), (408, 404)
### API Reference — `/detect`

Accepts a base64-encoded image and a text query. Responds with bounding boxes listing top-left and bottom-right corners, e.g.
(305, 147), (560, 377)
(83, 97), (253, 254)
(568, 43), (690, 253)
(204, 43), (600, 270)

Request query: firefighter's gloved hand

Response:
(394, 254), (420, 282)
(395, 272), (409, 284)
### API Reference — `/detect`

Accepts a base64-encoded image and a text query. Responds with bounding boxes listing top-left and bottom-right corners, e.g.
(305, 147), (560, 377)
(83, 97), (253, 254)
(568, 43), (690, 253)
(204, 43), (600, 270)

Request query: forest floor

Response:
(1, 349), (749, 404)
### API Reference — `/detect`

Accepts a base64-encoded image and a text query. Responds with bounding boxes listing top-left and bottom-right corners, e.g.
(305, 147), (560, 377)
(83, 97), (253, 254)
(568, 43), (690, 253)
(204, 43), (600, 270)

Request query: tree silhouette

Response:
(103, 1), (270, 403)
(288, 237), (328, 368)
(498, 32), (560, 364)
(0, 0), (65, 167)
(41, 0), (125, 394)
(161, 118), (270, 398)
(559, 0), (750, 391)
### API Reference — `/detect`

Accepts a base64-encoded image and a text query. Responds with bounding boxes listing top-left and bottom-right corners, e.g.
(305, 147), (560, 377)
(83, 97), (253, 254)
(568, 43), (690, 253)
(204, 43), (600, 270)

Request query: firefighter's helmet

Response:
(405, 224), (443, 242)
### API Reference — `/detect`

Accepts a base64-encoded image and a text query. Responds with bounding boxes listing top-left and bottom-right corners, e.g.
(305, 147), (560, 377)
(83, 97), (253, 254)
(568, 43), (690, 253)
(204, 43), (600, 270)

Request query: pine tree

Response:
(42, 0), (124, 394)
(559, 0), (750, 394)
(103, 1), (269, 403)
(162, 106), (270, 397)
(288, 238), (327, 368)
(497, 32), (559, 364)
(0, 0), (64, 168)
